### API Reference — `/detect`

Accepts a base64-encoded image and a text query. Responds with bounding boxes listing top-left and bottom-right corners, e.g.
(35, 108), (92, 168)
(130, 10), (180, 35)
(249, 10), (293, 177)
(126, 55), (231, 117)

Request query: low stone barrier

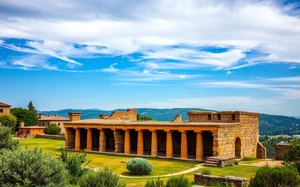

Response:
(275, 143), (290, 160)
(194, 173), (247, 187)
(35, 134), (65, 140)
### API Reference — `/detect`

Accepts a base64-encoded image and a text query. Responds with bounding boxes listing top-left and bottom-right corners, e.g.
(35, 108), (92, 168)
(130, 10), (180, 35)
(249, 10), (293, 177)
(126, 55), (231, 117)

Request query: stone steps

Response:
(204, 157), (220, 167)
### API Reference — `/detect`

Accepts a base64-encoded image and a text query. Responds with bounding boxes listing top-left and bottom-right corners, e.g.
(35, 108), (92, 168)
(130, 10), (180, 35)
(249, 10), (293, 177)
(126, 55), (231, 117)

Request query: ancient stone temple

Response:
(64, 109), (266, 160)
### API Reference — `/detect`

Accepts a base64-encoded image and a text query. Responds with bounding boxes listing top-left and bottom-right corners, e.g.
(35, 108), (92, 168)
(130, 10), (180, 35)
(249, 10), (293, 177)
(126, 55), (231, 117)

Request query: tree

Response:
(284, 139), (300, 172)
(79, 167), (126, 187)
(27, 101), (37, 115)
(0, 147), (69, 186)
(0, 114), (17, 130)
(0, 124), (19, 150)
(137, 114), (152, 121)
(11, 107), (38, 130)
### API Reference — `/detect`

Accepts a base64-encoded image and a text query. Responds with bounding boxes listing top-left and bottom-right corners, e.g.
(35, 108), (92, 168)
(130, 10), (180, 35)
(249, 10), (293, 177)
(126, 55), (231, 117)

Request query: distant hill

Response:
(39, 108), (300, 135)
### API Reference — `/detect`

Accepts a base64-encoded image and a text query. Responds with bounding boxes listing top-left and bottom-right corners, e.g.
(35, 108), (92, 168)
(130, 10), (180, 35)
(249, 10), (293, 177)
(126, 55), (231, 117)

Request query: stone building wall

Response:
(194, 174), (247, 187)
(108, 109), (137, 120)
(0, 106), (10, 114)
(217, 113), (259, 158)
(275, 143), (290, 160)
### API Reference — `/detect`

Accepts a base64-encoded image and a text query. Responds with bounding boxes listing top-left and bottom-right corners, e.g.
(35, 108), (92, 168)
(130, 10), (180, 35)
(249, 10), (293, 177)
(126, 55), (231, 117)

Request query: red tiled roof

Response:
(39, 116), (70, 121)
(0, 102), (11, 107)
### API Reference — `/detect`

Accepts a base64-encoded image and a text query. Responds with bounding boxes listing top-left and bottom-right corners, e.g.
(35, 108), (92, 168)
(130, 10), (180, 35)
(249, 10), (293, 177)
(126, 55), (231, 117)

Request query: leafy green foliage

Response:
(44, 123), (61, 135)
(0, 147), (69, 187)
(201, 169), (211, 175)
(260, 136), (292, 158)
(137, 114), (152, 121)
(0, 125), (19, 150)
(248, 166), (300, 187)
(60, 149), (90, 184)
(79, 167), (126, 187)
(11, 107), (38, 130)
(126, 157), (152, 175)
(283, 139), (300, 173)
(0, 114), (17, 130)
(165, 175), (191, 187)
(145, 178), (164, 187)
(27, 101), (37, 115)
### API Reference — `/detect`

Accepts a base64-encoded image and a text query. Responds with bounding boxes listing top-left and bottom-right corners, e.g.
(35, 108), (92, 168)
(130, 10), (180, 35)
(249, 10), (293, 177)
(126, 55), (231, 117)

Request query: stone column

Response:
(99, 129), (106, 152)
(196, 131), (203, 160)
(124, 129), (131, 154)
(212, 131), (219, 156)
(137, 130), (144, 156)
(165, 130), (173, 158)
(86, 128), (92, 151)
(151, 130), (158, 156)
(75, 128), (80, 150)
(64, 128), (69, 149)
(180, 130), (188, 159)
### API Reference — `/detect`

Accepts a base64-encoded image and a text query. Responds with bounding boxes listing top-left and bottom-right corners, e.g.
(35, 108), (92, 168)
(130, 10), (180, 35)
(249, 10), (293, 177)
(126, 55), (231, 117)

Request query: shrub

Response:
(248, 166), (300, 187)
(242, 157), (256, 161)
(0, 125), (19, 150)
(0, 147), (69, 186)
(165, 175), (191, 187)
(145, 178), (164, 187)
(201, 169), (211, 175)
(0, 114), (17, 130)
(44, 123), (61, 135)
(79, 166), (126, 187)
(126, 157), (152, 175)
(60, 149), (90, 184)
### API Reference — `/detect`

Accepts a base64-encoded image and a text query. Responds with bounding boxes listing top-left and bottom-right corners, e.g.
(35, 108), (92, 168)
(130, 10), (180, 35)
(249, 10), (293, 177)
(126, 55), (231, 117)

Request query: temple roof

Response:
(0, 102), (11, 107)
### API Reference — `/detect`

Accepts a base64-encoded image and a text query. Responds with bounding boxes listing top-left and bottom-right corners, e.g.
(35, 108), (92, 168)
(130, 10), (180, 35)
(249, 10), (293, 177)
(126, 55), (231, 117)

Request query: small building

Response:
(18, 121), (45, 136)
(0, 102), (11, 114)
(64, 108), (266, 161)
(38, 114), (70, 133)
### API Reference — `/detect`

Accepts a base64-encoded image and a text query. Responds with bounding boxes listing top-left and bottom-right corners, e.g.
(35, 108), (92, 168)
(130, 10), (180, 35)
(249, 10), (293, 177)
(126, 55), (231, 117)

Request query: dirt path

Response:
(119, 164), (204, 179)
(239, 159), (283, 167)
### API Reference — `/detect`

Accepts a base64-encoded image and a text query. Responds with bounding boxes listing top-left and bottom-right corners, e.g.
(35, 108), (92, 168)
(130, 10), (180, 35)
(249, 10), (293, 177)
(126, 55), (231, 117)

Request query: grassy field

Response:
(18, 138), (260, 187)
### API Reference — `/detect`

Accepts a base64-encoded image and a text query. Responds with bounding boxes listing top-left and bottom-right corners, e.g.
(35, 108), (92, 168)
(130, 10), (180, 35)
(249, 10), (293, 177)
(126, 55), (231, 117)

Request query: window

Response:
(0, 109), (3, 113)
(217, 114), (221, 120)
(58, 123), (60, 127)
(232, 114), (236, 120)
(208, 114), (212, 120)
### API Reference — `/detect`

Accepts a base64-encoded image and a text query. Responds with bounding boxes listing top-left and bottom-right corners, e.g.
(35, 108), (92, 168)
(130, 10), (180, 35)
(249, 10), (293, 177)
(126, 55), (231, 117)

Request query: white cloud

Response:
(11, 55), (58, 70)
(226, 71), (232, 75)
(0, 0), (299, 69)
(101, 63), (119, 73)
(268, 76), (300, 82)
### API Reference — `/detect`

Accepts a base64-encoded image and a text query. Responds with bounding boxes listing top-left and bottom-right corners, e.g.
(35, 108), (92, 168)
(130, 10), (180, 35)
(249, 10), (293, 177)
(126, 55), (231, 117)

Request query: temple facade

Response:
(64, 109), (266, 160)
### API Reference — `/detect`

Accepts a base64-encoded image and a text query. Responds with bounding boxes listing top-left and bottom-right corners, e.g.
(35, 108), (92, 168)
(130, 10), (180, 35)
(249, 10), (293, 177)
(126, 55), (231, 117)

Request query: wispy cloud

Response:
(268, 76), (300, 82)
(11, 55), (58, 70)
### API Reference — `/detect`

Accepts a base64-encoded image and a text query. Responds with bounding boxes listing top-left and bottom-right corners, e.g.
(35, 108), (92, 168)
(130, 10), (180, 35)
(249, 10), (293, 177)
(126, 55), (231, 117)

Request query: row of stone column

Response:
(73, 128), (206, 160)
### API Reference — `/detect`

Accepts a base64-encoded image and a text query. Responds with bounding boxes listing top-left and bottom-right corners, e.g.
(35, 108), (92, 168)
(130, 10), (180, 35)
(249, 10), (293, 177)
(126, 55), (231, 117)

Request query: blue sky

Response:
(0, 0), (300, 116)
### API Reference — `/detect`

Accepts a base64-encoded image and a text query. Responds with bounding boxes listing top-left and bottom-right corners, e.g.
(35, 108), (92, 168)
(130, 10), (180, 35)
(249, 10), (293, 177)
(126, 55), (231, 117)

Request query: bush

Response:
(126, 157), (152, 175)
(165, 175), (191, 187)
(0, 124), (19, 150)
(0, 147), (69, 186)
(145, 178), (164, 187)
(79, 167), (126, 187)
(44, 123), (61, 135)
(60, 149), (90, 184)
(0, 114), (17, 130)
(201, 169), (211, 175)
(248, 166), (300, 187)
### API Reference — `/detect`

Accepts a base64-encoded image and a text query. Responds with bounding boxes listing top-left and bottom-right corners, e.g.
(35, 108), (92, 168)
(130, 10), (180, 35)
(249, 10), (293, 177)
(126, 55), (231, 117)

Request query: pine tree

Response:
(27, 101), (37, 115)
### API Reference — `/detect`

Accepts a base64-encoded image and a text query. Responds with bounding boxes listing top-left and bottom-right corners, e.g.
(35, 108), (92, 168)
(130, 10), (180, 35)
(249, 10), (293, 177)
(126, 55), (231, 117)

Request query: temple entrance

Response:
(203, 131), (213, 157)
(105, 129), (115, 152)
(172, 131), (181, 158)
(80, 128), (87, 150)
(157, 130), (166, 156)
(67, 128), (75, 149)
(130, 130), (138, 154)
(187, 131), (196, 159)
(235, 137), (241, 158)
(92, 128), (100, 151)
(143, 130), (152, 155)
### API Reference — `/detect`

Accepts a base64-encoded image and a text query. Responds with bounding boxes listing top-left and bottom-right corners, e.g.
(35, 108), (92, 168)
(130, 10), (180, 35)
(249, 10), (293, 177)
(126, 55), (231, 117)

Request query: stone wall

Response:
(171, 114), (182, 122)
(217, 113), (260, 158)
(114, 130), (124, 153)
(109, 109), (137, 121)
(35, 134), (65, 140)
(194, 173), (247, 187)
(0, 106), (10, 114)
(275, 143), (290, 160)
(257, 142), (267, 159)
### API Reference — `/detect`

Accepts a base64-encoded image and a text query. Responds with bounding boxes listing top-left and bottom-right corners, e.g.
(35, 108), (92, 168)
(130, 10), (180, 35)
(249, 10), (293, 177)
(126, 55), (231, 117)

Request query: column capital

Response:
(73, 127), (78, 130)
(85, 128), (91, 130)
(149, 129), (157, 132)
(136, 129), (144, 132)
(194, 130), (202, 133)
(164, 129), (171, 132)
(97, 128), (103, 130)
(179, 130), (187, 133)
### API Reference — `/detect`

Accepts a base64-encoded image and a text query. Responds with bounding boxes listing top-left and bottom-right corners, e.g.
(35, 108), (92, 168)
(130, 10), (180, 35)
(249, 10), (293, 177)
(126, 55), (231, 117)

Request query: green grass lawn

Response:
(18, 138), (260, 187)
